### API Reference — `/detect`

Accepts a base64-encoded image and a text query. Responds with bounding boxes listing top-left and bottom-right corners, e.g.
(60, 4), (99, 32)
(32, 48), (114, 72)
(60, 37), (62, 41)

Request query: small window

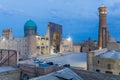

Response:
(97, 60), (100, 64)
(41, 46), (45, 48)
(36, 46), (40, 49)
(41, 38), (45, 40)
(41, 43), (44, 45)
(107, 64), (111, 69)
(119, 72), (120, 75)
(37, 37), (40, 40)
(106, 71), (113, 74)
(41, 51), (43, 54)
(89, 48), (91, 51)
(46, 38), (49, 40)
(96, 69), (100, 72)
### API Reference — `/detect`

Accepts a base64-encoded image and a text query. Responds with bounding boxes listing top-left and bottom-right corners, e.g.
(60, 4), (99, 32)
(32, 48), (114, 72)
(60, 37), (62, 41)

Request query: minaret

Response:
(98, 4), (108, 49)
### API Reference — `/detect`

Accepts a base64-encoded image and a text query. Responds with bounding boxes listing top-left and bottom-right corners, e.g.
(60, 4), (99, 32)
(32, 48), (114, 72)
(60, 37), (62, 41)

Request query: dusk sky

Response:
(0, 0), (120, 42)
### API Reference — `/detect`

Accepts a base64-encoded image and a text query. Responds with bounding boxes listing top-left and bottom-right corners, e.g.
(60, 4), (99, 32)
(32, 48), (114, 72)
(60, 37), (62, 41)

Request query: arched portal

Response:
(52, 31), (60, 53)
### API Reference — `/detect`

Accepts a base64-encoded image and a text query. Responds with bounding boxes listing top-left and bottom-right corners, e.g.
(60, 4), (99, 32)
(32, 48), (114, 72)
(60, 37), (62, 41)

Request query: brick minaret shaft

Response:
(98, 4), (108, 49)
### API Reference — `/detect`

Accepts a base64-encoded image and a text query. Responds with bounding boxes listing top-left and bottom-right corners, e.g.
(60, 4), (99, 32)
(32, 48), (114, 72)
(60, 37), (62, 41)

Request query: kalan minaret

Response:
(98, 4), (109, 49)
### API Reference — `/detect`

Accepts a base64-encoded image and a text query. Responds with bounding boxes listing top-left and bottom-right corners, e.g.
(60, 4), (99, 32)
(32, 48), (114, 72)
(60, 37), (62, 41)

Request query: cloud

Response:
(0, 0), (119, 41)
(0, 4), (25, 16)
(0, 0), (99, 19)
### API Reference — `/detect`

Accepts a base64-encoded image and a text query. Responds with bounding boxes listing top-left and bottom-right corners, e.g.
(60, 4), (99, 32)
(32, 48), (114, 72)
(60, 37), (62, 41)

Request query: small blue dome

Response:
(24, 20), (37, 29)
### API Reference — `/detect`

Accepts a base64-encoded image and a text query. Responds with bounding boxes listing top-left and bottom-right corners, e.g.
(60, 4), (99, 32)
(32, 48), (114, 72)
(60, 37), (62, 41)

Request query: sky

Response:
(0, 0), (120, 42)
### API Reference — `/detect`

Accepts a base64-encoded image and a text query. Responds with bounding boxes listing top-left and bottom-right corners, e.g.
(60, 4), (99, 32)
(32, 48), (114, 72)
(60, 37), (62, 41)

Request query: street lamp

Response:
(67, 36), (72, 42)
(67, 36), (72, 52)
(2, 37), (6, 41)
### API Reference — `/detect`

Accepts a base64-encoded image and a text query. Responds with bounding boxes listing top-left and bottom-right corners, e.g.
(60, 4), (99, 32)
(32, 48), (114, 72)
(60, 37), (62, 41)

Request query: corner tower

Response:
(24, 20), (37, 37)
(98, 4), (109, 49)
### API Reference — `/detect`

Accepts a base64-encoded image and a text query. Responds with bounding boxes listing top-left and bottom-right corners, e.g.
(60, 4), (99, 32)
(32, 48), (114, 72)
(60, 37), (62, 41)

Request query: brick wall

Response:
(0, 49), (18, 67)
(108, 42), (120, 50)
(87, 48), (108, 71)
(0, 69), (20, 80)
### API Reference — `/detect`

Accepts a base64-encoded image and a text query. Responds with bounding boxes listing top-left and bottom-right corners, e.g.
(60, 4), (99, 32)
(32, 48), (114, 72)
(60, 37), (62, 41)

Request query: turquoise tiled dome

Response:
(24, 20), (37, 29)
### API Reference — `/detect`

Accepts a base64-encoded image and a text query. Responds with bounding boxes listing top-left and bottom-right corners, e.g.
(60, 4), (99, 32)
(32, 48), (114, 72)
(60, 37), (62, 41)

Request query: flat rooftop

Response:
(98, 50), (120, 59)
(46, 52), (87, 69)
(0, 66), (17, 73)
(20, 52), (87, 70)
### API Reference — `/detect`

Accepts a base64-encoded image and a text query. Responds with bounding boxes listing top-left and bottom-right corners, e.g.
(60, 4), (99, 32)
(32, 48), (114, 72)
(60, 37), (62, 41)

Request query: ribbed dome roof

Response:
(24, 20), (37, 29)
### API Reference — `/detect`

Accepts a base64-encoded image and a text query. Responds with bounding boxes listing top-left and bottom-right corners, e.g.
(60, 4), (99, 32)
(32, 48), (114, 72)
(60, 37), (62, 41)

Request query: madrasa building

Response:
(0, 20), (72, 59)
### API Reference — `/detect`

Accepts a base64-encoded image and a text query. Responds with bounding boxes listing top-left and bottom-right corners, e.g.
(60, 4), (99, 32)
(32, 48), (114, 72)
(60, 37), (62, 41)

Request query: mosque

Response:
(0, 20), (72, 58)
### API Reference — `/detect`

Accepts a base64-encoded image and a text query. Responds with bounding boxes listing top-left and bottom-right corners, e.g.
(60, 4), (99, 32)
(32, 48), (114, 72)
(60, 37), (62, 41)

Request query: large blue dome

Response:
(24, 20), (37, 29)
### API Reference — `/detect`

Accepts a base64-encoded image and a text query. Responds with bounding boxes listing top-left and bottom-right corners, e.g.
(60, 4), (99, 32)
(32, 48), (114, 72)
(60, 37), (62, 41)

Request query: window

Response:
(41, 38), (45, 40)
(106, 71), (113, 74)
(46, 38), (49, 40)
(41, 43), (44, 45)
(97, 60), (100, 64)
(89, 48), (91, 51)
(96, 69), (100, 72)
(107, 64), (111, 69)
(37, 37), (40, 40)
(36, 46), (40, 49)
(41, 46), (45, 48)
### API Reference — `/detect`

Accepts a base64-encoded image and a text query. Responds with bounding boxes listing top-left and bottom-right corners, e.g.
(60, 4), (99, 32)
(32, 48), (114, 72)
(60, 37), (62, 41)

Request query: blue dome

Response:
(24, 20), (37, 29)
